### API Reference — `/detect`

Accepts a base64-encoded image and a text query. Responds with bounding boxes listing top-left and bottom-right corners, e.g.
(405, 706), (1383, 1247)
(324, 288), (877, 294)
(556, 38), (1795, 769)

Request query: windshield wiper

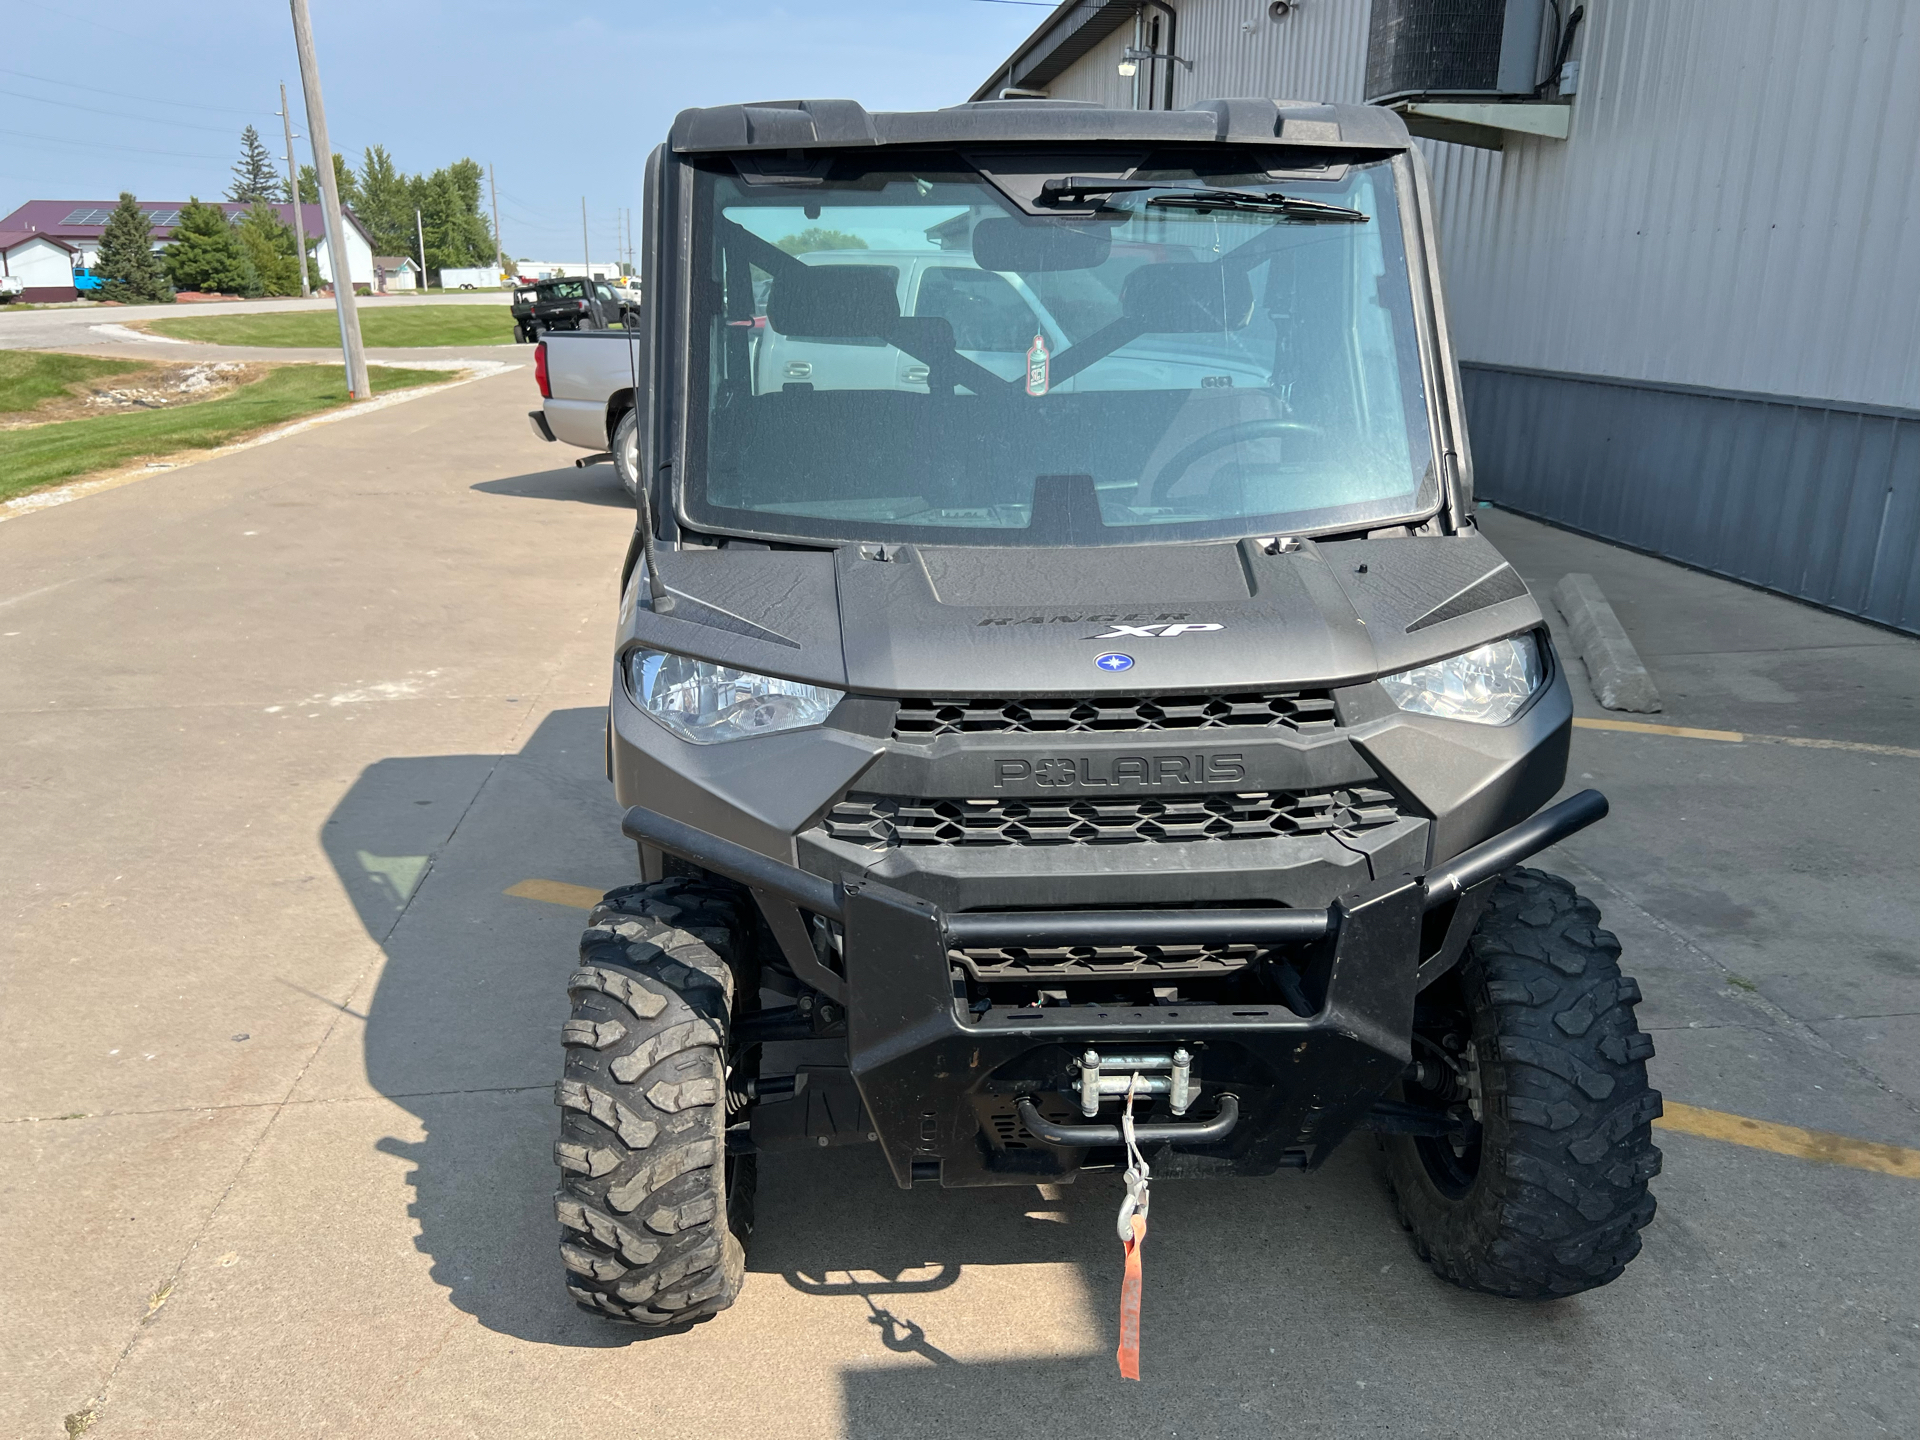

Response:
(1147, 189), (1367, 221)
(1039, 176), (1365, 222)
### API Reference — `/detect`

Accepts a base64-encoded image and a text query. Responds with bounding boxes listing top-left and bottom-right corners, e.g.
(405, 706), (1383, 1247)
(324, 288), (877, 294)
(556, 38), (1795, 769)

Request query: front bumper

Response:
(622, 787), (1608, 1187)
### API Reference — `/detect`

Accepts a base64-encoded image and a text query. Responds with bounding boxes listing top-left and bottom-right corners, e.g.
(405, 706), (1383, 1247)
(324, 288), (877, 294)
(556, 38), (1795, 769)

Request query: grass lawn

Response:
(0, 363), (457, 503)
(144, 304), (516, 349)
(0, 351), (150, 414)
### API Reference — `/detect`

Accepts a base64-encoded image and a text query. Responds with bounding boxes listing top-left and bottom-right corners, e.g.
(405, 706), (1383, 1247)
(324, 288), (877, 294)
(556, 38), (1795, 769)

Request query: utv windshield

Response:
(682, 150), (1435, 546)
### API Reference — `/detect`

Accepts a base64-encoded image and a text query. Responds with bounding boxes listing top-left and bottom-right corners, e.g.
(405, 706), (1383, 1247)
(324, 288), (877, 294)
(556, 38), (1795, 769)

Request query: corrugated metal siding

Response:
(1171, 0), (1371, 105)
(1042, 21), (1137, 106)
(1464, 365), (1920, 632)
(1041, 0), (1373, 108)
(1425, 0), (1920, 410)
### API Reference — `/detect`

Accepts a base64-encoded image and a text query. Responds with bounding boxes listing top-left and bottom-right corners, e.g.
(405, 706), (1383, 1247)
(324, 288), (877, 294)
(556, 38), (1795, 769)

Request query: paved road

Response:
(0, 290), (510, 352)
(2, 377), (1914, 1438)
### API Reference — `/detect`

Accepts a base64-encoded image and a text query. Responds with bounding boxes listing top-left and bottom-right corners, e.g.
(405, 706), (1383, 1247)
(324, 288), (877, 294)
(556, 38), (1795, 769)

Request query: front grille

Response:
(892, 691), (1337, 740)
(820, 787), (1402, 849)
(953, 939), (1261, 982)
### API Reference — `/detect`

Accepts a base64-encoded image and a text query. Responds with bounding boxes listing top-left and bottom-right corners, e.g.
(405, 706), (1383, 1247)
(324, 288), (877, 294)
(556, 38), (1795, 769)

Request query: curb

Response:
(1552, 573), (1663, 713)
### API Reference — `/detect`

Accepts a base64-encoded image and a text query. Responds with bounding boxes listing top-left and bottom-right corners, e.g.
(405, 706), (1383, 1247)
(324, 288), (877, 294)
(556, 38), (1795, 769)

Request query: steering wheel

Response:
(1142, 418), (1324, 506)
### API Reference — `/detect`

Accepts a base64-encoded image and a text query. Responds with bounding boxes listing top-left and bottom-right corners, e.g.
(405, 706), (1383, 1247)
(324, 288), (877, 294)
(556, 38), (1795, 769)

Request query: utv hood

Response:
(628, 529), (1541, 694)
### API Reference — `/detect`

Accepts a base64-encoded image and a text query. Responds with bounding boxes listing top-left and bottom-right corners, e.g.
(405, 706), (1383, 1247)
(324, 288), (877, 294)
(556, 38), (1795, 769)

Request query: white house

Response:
(0, 200), (379, 294)
(371, 255), (420, 292)
(0, 229), (80, 302)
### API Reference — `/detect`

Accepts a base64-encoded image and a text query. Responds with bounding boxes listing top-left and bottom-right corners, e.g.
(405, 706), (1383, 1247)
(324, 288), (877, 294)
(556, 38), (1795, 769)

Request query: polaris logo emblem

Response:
(1090, 622), (1224, 640)
(1095, 653), (1134, 672)
(993, 753), (1248, 789)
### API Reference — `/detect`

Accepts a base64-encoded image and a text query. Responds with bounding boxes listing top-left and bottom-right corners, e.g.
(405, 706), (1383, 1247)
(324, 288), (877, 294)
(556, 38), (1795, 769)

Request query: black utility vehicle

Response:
(511, 276), (625, 343)
(555, 96), (1662, 1328)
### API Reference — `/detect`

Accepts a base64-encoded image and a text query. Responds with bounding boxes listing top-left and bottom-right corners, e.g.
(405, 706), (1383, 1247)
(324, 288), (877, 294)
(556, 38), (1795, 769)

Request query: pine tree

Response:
(297, 153), (359, 208)
(227, 125), (281, 204)
(355, 144), (414, 259)
(236, 201), (302, 296)
(163, 198), (262, 297)
(92, 193), (173, 304)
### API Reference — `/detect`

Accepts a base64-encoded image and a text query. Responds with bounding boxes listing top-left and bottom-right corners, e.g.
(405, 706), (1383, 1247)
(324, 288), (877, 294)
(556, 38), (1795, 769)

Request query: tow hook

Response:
(1074, 1047), (1197, 1117)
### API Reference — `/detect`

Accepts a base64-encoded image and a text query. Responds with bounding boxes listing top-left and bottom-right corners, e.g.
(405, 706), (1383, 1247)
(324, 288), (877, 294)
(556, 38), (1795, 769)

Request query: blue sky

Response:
(1, 0), (1048, 259)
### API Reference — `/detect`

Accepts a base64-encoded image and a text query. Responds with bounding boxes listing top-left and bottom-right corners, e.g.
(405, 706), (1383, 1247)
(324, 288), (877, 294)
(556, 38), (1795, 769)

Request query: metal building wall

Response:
(1426, 0), (1920, 409)
(1039, 0), (1372, 109)
(1425, 0), (1920, 630)
(1001, 0), (1920, 630)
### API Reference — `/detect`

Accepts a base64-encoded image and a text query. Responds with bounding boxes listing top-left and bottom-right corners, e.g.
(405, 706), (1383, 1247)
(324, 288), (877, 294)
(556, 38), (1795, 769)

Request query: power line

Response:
(0, 86), (248, 135)
(0, 125), (230, 161)
(0, 66), (267, 117)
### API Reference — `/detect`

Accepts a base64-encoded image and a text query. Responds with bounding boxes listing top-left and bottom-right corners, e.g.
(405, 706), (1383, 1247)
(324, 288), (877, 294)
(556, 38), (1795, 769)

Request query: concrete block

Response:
(1552, 572), (1663, 712)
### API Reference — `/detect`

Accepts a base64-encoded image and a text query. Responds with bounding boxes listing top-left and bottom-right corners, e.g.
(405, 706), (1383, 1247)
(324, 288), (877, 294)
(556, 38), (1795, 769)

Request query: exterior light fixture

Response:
(1117, 58), (1137, 76)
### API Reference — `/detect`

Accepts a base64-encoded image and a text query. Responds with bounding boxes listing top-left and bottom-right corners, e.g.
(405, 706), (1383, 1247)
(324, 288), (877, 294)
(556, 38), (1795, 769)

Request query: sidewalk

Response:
(1481, 505), (1919, 746)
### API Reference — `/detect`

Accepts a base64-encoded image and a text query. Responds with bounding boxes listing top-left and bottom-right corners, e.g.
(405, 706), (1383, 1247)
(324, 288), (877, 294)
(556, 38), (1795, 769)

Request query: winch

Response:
(1073, 1047), (1197, 1118)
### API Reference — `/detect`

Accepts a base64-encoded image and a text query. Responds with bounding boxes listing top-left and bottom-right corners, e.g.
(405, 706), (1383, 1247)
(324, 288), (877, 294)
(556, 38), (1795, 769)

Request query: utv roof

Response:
(668, 97), (1411, 155)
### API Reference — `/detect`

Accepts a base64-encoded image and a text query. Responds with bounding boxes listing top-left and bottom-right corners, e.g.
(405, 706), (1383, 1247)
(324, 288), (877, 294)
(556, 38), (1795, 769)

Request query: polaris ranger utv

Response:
(555, 96), (1661, 1328)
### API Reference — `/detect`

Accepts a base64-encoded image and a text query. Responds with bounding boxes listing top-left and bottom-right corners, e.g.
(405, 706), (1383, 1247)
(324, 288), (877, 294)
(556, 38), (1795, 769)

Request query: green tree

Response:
(351, 144), (419, 260)
(227, 125), (280, 204)
(417, 159), (495, 270)
(163, 199), (262, 296)
(236, 201), (303, 296)
(92, 193), (173, 303)
(297, 153), (359, 208)
(775, 228), (868, 255)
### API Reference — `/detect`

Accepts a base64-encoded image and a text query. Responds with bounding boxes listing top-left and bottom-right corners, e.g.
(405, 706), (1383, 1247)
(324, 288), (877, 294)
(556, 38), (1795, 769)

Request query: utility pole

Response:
(487, 162), (504, 279)
(415, 206), (428, 292)
(275, 82), (310, 298)
(289, 0), (368, 399)
(581, 196), (590, 279)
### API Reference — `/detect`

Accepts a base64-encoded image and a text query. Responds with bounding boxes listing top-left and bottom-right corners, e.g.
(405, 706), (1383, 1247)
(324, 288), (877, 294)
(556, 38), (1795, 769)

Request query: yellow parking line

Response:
(1656, 1101), (1920, 1179)
(1752, 733), (1920, 759)
(1573, 717), (1744, 742)
(1573, 716), (1920, 758)
(504, 878), (605, 909)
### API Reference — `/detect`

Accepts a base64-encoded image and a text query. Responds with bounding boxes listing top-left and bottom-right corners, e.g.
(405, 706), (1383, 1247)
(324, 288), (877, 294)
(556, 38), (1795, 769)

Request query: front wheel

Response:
(612, 408), (639, 497)
(555, 878), (756, 1326)
(1382, 867), (1662, 1297)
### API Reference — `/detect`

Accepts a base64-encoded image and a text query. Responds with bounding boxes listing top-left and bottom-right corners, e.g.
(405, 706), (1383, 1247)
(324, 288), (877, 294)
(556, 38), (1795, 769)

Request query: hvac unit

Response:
(1365, 0), (1550, 105)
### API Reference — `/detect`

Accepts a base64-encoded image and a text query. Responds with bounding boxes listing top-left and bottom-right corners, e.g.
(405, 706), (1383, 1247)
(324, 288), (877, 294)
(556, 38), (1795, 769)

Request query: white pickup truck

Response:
(526, 330), (646, 495)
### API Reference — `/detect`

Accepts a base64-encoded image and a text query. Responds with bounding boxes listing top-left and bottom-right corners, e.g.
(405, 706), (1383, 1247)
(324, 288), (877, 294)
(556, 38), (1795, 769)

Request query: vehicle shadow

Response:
(471, 463), (633, 509)
(323, 706), (641, 1349)
(757, 1140), (1588, 1438)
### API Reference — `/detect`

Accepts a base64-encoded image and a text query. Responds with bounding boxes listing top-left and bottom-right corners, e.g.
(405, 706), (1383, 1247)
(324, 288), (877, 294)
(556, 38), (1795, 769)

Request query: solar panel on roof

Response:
(62, 208), (108, 225)
(145, 210), (180, 225)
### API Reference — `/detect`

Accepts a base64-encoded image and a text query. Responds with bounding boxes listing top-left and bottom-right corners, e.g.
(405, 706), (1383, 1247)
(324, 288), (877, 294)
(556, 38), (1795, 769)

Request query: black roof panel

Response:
(668, 98), (1411, 155)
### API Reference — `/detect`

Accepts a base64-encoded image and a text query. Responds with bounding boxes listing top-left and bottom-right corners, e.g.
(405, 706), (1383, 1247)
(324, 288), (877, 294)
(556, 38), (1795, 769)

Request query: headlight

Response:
(1379, 635), (1544, 725)
(626, 649), (844, 744)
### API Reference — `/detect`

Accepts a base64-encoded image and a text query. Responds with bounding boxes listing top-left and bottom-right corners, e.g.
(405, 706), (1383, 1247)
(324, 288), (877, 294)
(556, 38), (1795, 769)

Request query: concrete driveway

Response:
(1, 375), (1914, 1438)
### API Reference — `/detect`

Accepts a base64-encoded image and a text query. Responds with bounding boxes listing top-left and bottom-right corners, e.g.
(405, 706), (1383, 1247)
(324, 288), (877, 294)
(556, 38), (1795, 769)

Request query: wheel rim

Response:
(621, 423), (638, 479)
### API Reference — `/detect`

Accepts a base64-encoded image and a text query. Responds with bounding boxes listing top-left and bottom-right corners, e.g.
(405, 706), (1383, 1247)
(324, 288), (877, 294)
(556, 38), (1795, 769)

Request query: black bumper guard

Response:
(622, 789), (1608, 1187)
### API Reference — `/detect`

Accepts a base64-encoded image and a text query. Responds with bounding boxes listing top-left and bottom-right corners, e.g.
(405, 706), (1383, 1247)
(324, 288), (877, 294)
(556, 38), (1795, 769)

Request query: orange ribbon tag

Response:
(1117, 1211), (1146, 1379)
